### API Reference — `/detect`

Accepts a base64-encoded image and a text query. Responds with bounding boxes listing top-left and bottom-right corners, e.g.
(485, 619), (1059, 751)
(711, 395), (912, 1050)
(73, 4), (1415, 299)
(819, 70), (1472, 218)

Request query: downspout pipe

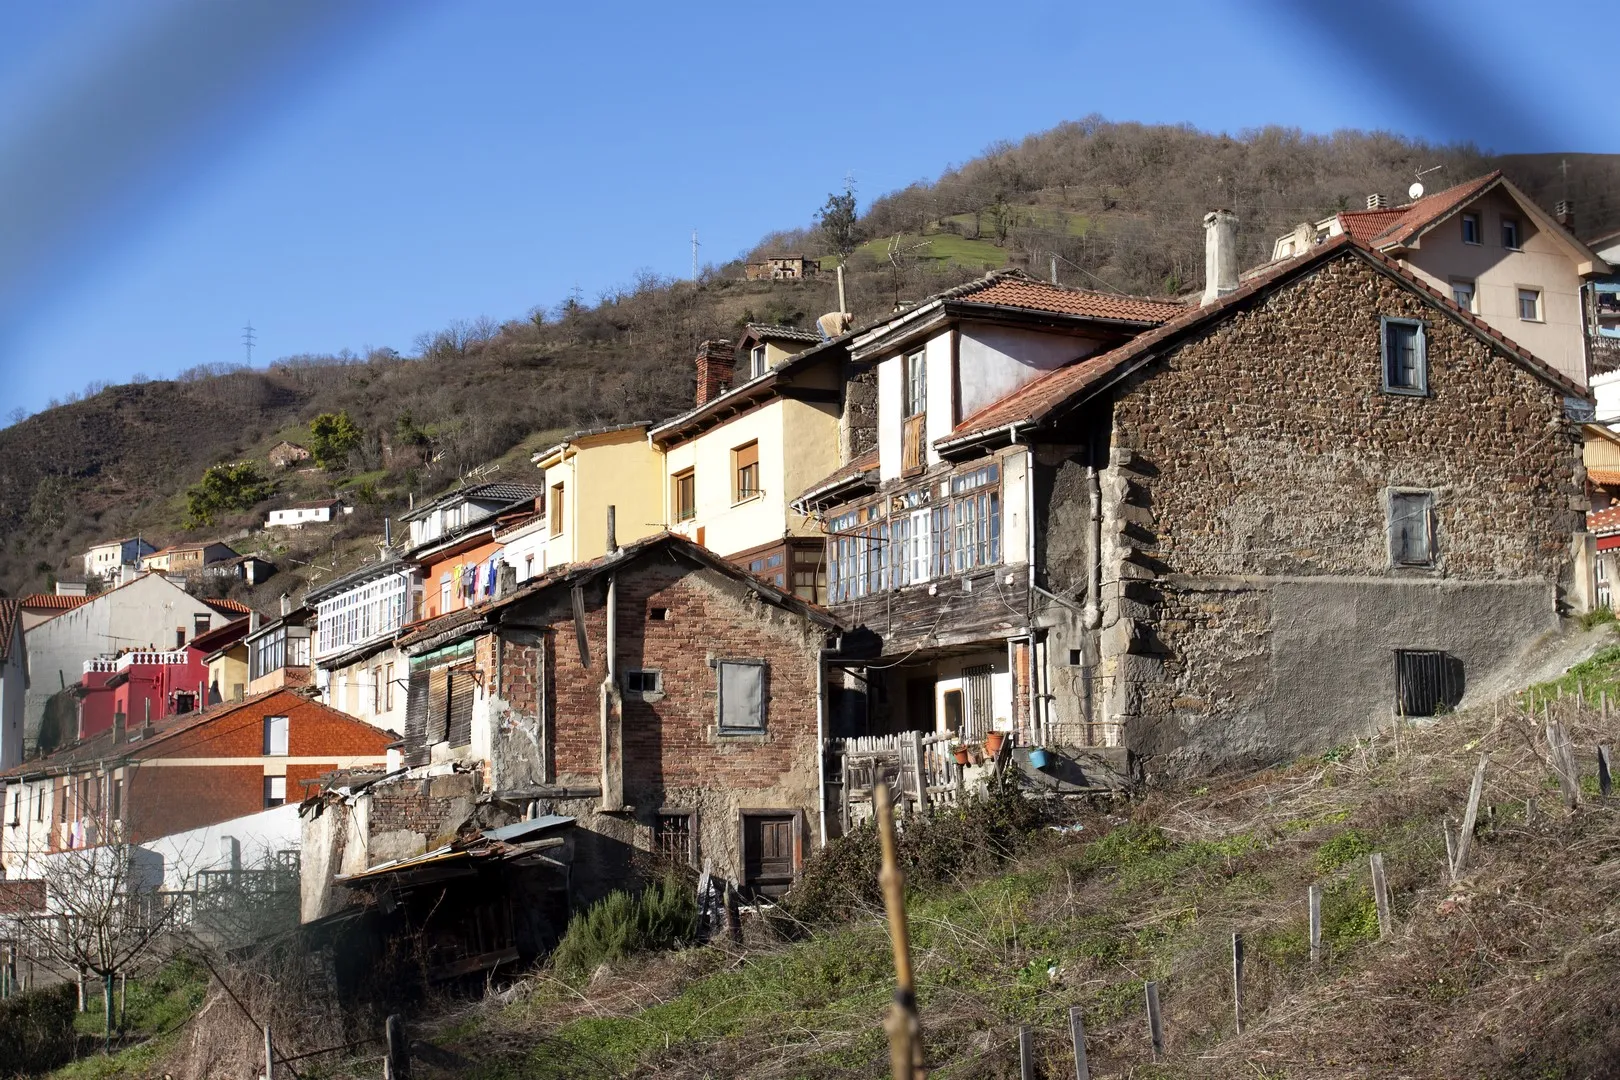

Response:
(816, 645), (831, 847)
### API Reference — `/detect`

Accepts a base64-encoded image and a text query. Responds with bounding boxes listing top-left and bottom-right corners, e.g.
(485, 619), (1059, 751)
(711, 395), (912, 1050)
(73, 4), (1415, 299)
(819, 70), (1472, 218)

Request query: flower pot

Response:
(984, 731), (1006, 756)
(953, 747), (971, 765)
(1028, 747), (1051, 770)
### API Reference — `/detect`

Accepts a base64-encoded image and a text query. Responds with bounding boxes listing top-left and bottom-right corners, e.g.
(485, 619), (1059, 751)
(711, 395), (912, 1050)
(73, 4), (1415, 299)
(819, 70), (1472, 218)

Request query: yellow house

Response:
(533, 423), (664, 568)
(650, 325), (847, 603)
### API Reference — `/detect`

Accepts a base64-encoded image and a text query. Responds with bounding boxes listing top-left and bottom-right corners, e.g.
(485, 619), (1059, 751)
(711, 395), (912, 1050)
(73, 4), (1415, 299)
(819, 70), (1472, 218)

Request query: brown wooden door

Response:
(743, 814), (797, 895)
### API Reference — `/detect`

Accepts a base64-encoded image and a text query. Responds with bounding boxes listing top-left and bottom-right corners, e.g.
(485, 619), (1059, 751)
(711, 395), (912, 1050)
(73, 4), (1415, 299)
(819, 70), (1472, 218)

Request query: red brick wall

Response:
(126, 764), (264, 840)
(143, 692), (394, 760)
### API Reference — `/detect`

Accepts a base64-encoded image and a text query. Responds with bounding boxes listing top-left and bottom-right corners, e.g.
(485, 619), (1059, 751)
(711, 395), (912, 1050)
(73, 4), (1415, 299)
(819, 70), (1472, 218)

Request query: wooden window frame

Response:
(673, 469), (696, 522)
(1380, 316), (1428, 396)
(549, 482), (566, 535)
(732, 441), (761, 504)
(653, 808), (699, 867)
(1388, 488), (1436, 568)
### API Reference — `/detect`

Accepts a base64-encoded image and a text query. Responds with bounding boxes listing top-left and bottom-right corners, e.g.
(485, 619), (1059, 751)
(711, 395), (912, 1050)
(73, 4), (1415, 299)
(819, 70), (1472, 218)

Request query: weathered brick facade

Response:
(1079, 250), (1583, 771)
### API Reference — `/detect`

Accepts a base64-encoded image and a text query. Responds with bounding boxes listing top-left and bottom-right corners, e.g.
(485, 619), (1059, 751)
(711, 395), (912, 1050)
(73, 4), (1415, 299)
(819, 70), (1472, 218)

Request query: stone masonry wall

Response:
(1102, 253), (1582, 771)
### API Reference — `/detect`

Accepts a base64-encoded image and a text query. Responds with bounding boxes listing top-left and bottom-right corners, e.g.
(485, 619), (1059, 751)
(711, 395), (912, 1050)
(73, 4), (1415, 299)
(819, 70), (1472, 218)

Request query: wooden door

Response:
(742, 814), (798, 896)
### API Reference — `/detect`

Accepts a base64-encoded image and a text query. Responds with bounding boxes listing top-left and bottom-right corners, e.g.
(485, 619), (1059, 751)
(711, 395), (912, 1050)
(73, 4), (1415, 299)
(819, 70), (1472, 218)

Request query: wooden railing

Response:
(828, 731), (968, 831)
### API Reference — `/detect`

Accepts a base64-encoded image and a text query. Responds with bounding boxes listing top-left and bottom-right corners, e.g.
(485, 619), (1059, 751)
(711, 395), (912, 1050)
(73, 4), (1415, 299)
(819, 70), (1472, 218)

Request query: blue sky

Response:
(0, 0), (1611, 418)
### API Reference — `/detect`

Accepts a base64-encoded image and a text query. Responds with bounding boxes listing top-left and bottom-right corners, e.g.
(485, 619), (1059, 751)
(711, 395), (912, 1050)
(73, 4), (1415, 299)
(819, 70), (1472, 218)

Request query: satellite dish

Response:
(1408, 181), (1425, 200)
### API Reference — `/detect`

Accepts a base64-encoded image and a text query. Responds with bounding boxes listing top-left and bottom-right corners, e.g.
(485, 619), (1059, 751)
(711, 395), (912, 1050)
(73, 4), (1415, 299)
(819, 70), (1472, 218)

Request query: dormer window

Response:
(750, 344), (768, 379)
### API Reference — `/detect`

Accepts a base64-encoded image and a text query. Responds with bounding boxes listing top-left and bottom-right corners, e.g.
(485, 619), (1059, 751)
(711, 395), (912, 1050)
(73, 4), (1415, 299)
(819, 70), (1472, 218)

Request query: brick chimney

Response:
(694, 339), (735, 406)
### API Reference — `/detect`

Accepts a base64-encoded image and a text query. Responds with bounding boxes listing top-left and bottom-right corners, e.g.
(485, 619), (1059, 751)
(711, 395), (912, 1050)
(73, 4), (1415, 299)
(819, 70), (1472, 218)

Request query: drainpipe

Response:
(816, 645), (831, 847)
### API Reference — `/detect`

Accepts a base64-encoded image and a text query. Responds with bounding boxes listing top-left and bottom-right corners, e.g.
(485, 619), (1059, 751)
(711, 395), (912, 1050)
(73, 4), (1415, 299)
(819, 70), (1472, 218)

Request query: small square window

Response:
(653, 811), (695, 865)
(1461, 213), (1480, 245)
(1068, 649), (1082, 666)
(1381, 317), (1427, 395)
(1517, 287), (1542, 322)
(264, 775), (286, 808)
(263, 715), (289, 756)
(624, 670), (662, 695)
(1389, 490), (1435, 567)
(1502, 217), (1521, 249)
(650, 607), (670, 621)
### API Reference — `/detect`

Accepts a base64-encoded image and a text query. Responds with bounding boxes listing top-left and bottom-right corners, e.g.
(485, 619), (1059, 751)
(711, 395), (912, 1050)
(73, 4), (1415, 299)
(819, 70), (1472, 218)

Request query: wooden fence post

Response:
(1443, 818), (1457, 874)
(1231, 932), (1244, 1033)
(1545, 715), (1581, 809)
(1308, 885), (1322, 964)
(384, 1015), (410, 1080)
(1068, 1007), (1090, 1080)
(1452, 754), (1488, 879)
(1369, 854), (1391, 939)
(1599, 745), (1613, 799)
(1018, 1026), (1035, 1080)
(908, 731), (928, 817)
(1145, 981), (1164, 1062)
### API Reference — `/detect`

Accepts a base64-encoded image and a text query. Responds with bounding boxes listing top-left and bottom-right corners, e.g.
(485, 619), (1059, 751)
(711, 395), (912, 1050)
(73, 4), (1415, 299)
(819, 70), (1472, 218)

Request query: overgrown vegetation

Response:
(183, 462), (274, 527)
(0, 984), (76, 1078)
(550, 875), (698, 982)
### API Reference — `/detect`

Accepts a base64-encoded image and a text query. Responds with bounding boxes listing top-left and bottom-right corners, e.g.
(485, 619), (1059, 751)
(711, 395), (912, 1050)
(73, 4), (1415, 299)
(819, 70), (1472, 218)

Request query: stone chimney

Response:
(495, 561), (517, 599)
(1557, 199), (1576, 233)
(694, 339), (735, 406)
(1202, 210), (1240, 307)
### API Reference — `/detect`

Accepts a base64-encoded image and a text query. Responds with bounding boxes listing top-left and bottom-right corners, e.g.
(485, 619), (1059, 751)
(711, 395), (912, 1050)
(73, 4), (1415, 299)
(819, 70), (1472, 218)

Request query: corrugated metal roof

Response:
(481, 815), (575, 841)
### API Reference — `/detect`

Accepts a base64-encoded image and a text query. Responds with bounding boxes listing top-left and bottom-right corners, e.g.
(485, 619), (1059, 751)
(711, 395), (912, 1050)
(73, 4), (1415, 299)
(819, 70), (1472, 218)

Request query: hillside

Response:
(2, 119), (1615, 598)
(63, 623), (1620, 1079)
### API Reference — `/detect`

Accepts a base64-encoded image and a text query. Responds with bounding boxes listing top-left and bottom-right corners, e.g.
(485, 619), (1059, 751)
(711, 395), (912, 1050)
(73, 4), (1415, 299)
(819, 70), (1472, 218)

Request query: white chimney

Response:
(1366, 193), (1388, 210)
(1201, 210), (1240, 306)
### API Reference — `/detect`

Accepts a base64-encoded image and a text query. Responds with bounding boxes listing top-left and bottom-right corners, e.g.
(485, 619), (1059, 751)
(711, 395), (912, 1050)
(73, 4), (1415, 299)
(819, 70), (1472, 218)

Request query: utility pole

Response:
(691, 229), (700, 280)
(242, 322), (256, 365)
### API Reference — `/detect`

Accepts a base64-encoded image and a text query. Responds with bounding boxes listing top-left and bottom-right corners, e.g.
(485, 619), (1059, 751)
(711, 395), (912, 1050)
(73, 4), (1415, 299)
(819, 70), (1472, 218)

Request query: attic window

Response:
(750, 344), (768, 379)
(1461, 213), (1481, 245)
(1380, 317), (1427, 396)
(1502, 217), (1521, 250)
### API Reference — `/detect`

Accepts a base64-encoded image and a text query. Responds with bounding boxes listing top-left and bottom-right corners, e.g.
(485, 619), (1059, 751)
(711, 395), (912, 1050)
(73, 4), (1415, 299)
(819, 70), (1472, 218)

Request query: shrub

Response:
(0, 983), (77, 1077)
(551, 875), (697, 981)
(1315, 828), (1373, 874)
(184, 461), (273, 527)
(785, 785), (1051, 925)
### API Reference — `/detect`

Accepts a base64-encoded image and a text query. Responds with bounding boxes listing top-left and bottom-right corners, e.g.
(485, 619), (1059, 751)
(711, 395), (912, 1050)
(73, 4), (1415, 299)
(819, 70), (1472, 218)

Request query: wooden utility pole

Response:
(875, 782), (927, 1079)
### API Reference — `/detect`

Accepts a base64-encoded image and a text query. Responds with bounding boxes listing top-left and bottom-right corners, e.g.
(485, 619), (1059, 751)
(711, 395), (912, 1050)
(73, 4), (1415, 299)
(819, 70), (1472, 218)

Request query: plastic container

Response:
(1028, 747), (1051, 770)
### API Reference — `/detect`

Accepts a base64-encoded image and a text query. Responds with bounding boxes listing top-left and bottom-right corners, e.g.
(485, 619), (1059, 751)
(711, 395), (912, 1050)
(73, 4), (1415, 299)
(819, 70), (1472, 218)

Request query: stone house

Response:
(0, 688), (392, 879)
(267, 441), (312, 469)
(798, 227), (1590, 775)
(302, 531), (847, 910)
(744, 253), (817, 281)
(141, 542), (238, 574)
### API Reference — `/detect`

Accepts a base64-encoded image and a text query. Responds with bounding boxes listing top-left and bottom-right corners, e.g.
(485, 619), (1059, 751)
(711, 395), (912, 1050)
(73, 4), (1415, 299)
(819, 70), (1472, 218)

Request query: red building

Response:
(74, 619), (252, 742)
(1, 688), (395, 868)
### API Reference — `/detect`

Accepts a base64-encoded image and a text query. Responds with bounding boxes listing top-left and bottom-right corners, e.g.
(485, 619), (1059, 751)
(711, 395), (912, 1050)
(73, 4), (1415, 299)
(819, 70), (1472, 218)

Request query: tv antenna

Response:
(691, 228), (700, 280)
(1408, 165), (1444, 201)
(242, 321), (256, 364)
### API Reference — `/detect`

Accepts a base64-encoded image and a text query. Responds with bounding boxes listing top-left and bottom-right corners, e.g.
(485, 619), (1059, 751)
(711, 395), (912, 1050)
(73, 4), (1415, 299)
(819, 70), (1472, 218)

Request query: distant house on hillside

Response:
(744, 253), (818, 281)
(266, 501), (342, 529)
(202, 553), (277, 586)
(140, 542), (237, 574)
(81, 538), (158, 580)
(268, 441), (312, 469)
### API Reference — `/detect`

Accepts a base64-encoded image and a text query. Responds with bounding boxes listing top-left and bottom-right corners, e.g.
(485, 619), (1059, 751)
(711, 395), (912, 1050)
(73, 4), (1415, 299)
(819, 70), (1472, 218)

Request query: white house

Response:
(266, 501), (343, 528)
(400, 482), (542, 550)
(81, 538), (157, 580)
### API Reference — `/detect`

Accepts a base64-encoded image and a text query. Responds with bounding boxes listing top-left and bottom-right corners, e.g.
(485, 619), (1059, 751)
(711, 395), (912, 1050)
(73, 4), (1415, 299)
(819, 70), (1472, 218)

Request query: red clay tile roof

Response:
(1588, 507), (1620, 534)
(19, 593), (91, 611)
(940, 233), (1581, 447)
(203, 598), (255, 616)
(949, 275), (1186, 323)
(1342, 172), (1502, 249)
(1587, 468), (1620, 488)
(0, 599), (19, 662)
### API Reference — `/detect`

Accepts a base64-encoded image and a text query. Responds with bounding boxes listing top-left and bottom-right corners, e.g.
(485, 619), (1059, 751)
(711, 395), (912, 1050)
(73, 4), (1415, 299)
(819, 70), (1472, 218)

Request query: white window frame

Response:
(1517, 286), (1543, 322)
(1461, 213), (1480, 245)
(909, 508), (932, 585)
(902, 350), (927, 418)
(750, 344), (768, 379)
(623, 669), (662, 696)
(1501, 216), (1521, 250)
(264, 775), (286, 808)
(263, 714), (289, 756)
(1449, 278), (1476, 313)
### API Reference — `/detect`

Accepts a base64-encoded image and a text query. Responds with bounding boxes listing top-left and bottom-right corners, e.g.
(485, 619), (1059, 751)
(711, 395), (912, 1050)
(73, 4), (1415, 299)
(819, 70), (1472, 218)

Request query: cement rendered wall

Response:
(1, 622), (26, 770)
